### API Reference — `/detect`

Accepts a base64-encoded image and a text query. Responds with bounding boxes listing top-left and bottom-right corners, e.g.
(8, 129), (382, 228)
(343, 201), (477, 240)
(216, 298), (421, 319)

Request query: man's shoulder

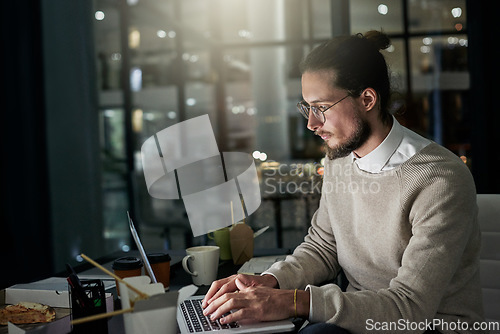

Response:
(399, 142), (475, 191)
(403, 142), (469, 172)
(398, 142), (477, 223)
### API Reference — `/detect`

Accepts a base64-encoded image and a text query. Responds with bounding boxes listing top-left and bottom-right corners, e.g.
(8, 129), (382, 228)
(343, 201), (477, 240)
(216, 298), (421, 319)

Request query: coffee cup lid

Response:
(146, 252), (171, 264)
(112, 256), (143, 270)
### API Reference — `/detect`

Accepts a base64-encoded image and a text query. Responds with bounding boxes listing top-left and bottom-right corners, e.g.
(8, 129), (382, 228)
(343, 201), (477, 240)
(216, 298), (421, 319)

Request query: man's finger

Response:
(203, 275), (237, 307)
(206, 292), (241, 320)
(206, 281), (236, 306)
(235, 278), (249, 291)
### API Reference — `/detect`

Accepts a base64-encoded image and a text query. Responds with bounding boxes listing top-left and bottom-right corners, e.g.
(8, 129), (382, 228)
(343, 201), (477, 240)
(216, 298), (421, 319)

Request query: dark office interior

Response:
(1, 0), (499, 291)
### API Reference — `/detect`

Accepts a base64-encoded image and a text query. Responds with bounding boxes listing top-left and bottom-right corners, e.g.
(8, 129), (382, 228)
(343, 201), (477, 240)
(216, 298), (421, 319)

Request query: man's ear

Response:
(361, 88), (378, 112)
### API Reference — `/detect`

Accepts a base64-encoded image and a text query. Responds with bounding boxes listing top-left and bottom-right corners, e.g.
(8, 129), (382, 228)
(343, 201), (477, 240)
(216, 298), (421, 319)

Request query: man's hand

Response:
(202, 274), (278, 308)
(203, 277), (304, 324)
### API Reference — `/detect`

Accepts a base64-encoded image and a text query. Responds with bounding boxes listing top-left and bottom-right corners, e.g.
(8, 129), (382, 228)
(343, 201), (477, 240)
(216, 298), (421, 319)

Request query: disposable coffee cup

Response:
(208, 227), (232, 260)
(112, 256), (143, 295)
(147, 252), (171, 290)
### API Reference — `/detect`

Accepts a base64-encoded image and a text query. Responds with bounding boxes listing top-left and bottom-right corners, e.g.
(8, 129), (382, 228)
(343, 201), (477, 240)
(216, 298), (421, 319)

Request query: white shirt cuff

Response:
(305, 284), (314, 320)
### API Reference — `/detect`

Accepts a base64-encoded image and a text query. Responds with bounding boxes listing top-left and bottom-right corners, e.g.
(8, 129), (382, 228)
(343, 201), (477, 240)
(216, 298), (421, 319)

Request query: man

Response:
(202, 31), (484, 333)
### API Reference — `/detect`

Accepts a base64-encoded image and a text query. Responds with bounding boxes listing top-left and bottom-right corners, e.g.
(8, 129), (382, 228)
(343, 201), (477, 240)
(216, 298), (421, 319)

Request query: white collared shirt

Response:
(351, 116), (431, 173)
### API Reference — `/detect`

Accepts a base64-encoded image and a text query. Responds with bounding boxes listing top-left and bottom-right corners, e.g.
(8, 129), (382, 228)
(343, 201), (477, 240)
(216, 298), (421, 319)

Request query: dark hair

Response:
(300, 30), (392, 124)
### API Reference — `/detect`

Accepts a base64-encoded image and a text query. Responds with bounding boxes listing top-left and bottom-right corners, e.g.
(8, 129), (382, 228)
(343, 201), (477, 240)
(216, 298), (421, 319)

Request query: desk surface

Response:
(104, 249), (290, 333)
(1, 248), (291, 333)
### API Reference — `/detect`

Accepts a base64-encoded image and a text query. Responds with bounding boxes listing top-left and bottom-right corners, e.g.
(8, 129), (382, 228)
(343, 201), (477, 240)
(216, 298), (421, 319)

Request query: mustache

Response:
(315, 130), (332, 137)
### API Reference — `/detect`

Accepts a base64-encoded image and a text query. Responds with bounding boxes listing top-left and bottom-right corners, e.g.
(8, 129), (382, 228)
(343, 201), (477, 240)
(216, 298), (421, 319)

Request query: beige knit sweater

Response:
(266, 143), (485, 333)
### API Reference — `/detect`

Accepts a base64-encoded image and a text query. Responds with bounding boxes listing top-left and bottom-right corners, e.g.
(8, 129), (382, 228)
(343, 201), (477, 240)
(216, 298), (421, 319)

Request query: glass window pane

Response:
(100, 108), (126, 159)
(128, 23), (177, 53)
(98, 108), (130, 253)
(96, 0), (483, 252)
(127, 0), (178, 52)
(222, 44), (317, 249)
(133, 88), (179, 137)
(94, 4), (122, 90)
(185, 83), (217, 130)
(382, 38), (407, 94)
(410, 35), (469, 91)
(218, 0), (308, 44)
(94, 2), (131, 253)
(128, 52), (177, 88)
(287, 0), (310, 40)
(311, 0), (332, 38)
(217, 0), (250, 43)
(182, 0), (211, 49)
(350, 0), (403, 34)
(223, 45), (313, 158)
(409, 0), (466, 33)
(409, 34), (470, 155)
(183, 51), (211, 83)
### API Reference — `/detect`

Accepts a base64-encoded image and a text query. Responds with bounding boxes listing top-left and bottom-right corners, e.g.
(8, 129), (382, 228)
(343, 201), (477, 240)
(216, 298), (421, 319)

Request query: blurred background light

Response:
(95, 11), (105, 20)
(451, 7), (462, 18)
(378, 4), (388, 15)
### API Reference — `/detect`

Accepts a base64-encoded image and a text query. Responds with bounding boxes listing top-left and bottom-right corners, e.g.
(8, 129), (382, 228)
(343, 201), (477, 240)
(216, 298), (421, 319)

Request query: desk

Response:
(0, 249), (293, 334)
(84, 248), (292, 333)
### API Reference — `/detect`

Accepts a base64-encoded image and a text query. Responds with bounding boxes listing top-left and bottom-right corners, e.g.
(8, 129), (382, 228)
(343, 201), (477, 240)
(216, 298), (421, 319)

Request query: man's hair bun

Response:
(363, 30), (391, 51)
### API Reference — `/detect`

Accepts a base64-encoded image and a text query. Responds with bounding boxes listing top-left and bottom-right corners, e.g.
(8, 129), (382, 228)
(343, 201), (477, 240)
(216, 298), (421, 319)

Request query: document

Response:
(237, 255), (286, 275)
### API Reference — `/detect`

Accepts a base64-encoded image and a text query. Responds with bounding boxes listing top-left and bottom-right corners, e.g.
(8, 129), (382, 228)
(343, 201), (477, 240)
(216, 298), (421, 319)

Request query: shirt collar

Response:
(350, 116), (404, 173)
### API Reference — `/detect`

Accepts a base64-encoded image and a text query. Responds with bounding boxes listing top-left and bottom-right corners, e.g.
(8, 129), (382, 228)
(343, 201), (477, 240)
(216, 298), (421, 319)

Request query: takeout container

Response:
(207, 222), (271, 265)
(230, 223), (254, 265)
(119, 276), (178, 334)
(210, 200), (269, 265)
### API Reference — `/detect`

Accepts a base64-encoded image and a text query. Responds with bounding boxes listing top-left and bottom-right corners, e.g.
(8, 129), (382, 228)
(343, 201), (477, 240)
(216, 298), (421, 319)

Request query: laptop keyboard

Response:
(180, 298), (240, 332)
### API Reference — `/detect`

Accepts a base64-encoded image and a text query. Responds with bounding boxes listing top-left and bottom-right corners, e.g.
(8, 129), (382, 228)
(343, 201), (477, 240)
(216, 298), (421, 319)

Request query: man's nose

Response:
(307, 114), (323, 132)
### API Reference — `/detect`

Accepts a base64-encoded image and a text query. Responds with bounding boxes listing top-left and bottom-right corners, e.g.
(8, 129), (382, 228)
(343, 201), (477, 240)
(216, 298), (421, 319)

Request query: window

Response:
(93, 0), (471, 253)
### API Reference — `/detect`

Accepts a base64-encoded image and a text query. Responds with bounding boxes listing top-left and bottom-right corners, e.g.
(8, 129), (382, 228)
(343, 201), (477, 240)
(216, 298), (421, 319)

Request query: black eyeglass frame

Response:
(296, 94), (350, 123)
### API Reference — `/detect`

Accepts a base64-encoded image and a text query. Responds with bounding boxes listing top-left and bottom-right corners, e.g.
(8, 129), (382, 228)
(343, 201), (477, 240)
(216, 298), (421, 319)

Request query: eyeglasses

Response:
(296, 94), (350, 124)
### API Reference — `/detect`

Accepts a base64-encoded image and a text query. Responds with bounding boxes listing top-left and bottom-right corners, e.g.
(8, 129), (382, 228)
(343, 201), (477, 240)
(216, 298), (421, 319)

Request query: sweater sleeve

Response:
(306, 150), (483, 333)
(264, 164), (342, 290)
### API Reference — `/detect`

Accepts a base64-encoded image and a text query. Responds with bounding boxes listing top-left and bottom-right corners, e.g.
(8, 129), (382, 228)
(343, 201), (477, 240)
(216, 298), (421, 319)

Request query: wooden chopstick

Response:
(70, 307), (133, 325)
(79, 253), (149, 299)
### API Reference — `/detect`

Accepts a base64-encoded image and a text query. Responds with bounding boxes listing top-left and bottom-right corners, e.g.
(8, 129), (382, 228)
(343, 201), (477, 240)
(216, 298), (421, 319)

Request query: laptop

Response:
(177, 295), (295, 333)
(126, 211), (293, 333)
(127, 211), (158, 283)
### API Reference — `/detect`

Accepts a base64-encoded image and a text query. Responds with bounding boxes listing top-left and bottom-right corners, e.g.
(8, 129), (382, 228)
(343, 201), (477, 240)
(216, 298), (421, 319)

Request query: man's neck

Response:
(353, 117), (393, 158)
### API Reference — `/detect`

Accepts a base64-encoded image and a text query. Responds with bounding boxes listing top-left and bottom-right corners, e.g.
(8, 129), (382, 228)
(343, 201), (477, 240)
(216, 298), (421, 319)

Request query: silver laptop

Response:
(177, 295), (295, 333)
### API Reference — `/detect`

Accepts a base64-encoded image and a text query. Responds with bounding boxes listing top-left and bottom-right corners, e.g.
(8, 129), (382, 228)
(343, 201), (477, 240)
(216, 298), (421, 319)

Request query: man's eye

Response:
(317, 105), (328, 111)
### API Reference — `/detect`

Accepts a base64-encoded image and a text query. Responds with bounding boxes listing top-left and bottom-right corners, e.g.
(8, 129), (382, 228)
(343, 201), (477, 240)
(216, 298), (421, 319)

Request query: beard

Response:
(324, 117), (372, 160)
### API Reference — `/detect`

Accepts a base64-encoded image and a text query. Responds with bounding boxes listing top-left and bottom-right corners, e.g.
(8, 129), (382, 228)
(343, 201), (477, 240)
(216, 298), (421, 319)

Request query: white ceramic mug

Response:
(182, 246), (220, 286)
